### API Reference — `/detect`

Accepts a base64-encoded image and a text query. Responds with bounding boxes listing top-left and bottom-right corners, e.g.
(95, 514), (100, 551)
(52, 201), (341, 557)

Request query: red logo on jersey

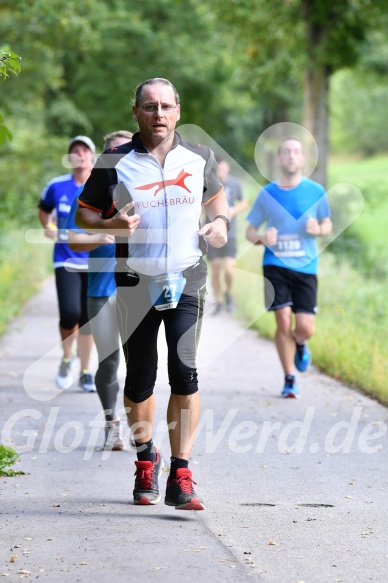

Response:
(135, 169), (192, 196)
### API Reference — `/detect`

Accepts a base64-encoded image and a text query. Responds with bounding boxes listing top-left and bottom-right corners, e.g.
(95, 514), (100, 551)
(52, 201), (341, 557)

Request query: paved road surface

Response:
(1, 278), (387, 582)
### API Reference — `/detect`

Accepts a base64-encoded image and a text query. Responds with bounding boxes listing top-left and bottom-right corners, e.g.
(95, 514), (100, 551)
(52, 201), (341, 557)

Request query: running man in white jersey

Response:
(76, 78), (229, 510)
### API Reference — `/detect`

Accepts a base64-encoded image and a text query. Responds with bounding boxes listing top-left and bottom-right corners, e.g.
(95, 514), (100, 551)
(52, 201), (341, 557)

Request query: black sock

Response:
(296, 342), (305, 352)
(135, 439), (156, 463)
(285, 374), (295, 382)
(169, 456), (189, 479)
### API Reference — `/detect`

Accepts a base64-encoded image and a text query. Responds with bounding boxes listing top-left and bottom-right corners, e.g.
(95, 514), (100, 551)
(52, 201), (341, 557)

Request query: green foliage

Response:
(45, 96), (93, 137)
(0, 49), (21, 79)
(0, 0), (250, 156)
(359, 30), (388, 75)
(300, 0), (367, 70)
(330, 69), (388, 155)
(0, 0), (257, 227)
(207, 0), (388, 106)
(0, 0), (239, 139)
(0, 101), (69, 227)
(205, 0), (305, 122)
(0, 0), (97, 115)
(0, 444), (24, 477)
(0, 112), (12, 145)
(2, 0), (388, 195)
(54, 0), (238, 141)
(0, 48), (21, 144)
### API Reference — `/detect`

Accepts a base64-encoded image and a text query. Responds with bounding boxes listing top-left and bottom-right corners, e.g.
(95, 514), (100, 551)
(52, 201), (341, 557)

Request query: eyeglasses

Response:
(139, 103), (178, 114)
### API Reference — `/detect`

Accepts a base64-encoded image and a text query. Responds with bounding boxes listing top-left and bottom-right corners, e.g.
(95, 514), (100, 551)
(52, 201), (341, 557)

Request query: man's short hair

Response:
(103, 130), (133, 150)
(277, 136), (303, 154)
(133, 78), (180, 107)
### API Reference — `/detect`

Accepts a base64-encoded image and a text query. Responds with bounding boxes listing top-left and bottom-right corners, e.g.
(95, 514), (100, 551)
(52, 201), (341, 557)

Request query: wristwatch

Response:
(213, 214), (231, 232)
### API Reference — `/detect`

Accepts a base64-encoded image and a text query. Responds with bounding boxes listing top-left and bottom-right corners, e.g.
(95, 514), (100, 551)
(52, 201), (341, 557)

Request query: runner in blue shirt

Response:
(38, 135), (97, 392)
(67, 130), (133, 451)
(246, 137), (332, 398)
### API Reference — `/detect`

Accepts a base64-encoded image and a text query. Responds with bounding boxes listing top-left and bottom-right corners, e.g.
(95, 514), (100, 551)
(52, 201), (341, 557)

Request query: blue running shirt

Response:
(39, 174), (89, 270)
(247, 177), (331, 274)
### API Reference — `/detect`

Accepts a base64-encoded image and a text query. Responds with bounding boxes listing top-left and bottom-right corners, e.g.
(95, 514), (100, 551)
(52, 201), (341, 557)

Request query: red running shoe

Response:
(164, 468), (204, 511)
(133, 450), (162, 505)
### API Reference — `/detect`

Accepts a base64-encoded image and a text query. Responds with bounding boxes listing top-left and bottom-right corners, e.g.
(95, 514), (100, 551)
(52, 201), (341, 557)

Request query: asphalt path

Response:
(0, 278), (387, 583)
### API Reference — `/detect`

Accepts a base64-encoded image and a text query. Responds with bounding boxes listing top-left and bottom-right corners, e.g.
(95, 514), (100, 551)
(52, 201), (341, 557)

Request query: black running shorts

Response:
(263, 265), (317, 314)
(207, 238), (237, 260)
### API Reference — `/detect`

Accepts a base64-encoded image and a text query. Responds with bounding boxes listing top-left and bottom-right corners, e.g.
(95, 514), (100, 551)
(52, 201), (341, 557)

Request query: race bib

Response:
(148, 272), (186, 311)
(273, 234), (305, 257)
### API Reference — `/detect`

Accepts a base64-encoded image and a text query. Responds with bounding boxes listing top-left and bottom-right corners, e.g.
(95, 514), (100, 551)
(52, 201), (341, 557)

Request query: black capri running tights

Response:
(55, 267), (91, 334)
(115, 259), (207, 403)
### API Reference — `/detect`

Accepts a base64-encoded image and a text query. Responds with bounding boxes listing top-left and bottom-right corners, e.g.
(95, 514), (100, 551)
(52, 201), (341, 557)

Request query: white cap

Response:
(68, 135), (96, 153)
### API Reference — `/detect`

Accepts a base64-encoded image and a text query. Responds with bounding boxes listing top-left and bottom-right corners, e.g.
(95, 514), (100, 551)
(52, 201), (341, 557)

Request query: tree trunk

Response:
(303, 65), (329, 189)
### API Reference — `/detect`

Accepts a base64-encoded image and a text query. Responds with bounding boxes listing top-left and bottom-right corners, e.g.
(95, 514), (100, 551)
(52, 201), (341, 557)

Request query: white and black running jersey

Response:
(78, 132), (223, 276)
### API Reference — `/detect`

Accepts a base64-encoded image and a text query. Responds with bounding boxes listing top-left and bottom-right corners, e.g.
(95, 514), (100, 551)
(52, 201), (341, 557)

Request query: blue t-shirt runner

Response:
(39, 174), (89, 270)
(247, 177), (331, 274)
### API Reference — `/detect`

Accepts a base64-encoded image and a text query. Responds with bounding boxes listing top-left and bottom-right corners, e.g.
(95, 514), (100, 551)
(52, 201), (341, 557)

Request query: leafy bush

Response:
(0, 445), (24, 477)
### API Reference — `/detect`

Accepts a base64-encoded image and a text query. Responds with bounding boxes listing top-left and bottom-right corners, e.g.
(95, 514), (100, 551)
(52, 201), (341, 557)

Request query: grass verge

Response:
(0, 227), (52, 336)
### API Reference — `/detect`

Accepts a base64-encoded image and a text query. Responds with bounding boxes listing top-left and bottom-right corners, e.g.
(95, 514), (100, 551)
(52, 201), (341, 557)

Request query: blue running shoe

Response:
(281, 375), (300, 399)
(294, 343), (311, 372)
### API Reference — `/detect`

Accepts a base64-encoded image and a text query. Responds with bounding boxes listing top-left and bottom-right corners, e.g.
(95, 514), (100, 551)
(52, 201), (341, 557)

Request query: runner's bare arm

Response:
(76, 203), (140, 237)
(198, 189), (229, 248)
(67, 230), (115, 252)
(246, 223), (278, 246)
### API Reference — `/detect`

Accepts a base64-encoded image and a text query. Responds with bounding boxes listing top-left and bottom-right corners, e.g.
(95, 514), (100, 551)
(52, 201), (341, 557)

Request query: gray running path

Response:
(0, 278), (387, 583)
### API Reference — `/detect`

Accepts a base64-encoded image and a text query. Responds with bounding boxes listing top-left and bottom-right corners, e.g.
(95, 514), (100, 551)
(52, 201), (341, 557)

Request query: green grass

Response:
(329, 154), (388, 278)
(329, 153), (388, 184)
(310, 256), (388, 402)
(0, 227), (52, 335)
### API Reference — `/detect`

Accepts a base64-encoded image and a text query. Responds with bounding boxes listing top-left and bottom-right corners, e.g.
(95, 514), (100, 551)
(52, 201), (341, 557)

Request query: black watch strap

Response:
(213, 214), (231, 231)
